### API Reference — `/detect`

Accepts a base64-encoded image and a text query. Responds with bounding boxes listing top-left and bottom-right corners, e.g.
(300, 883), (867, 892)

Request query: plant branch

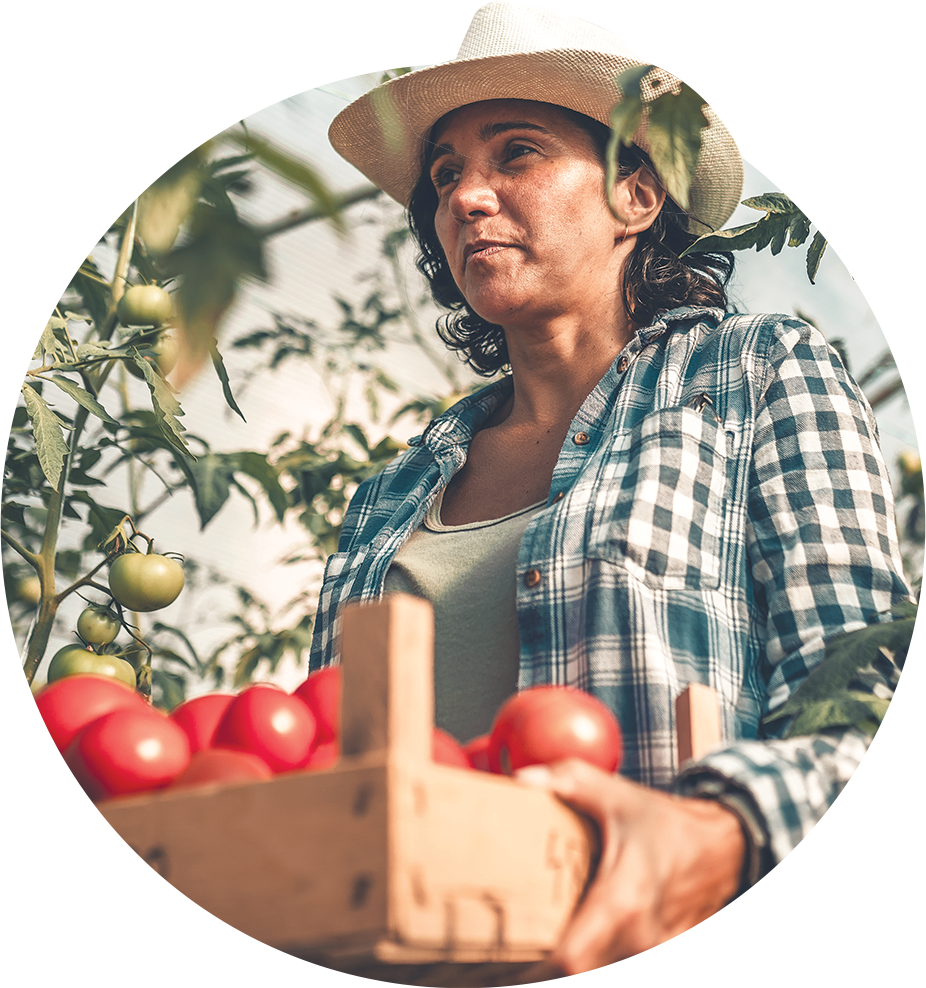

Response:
(1, 529), (40, 568)
(256, 185), (381, 239)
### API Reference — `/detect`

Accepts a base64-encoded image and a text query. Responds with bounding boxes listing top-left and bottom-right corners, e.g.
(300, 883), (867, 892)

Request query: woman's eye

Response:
(505, 143), (537, 162)
(433, 164), (461, 188)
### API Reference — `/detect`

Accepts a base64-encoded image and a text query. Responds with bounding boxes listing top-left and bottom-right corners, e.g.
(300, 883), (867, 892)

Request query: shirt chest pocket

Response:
(586, 406), (730, 591)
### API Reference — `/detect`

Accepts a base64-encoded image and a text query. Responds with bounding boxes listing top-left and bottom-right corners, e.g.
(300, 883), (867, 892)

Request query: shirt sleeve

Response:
(674, 317), (913, 870)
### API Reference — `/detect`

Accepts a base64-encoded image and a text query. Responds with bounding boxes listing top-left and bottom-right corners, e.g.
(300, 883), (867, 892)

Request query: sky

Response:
(7, 0), (926, 683)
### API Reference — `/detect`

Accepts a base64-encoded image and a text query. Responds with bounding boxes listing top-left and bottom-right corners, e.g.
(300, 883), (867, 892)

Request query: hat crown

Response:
(457, 2), (635, 60)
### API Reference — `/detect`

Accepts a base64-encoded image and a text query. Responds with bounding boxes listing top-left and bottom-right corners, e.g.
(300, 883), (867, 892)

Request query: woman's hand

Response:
(516, 758), (745, 976)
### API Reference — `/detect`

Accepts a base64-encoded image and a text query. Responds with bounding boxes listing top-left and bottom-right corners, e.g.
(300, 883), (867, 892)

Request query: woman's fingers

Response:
(514, 759), (745, 975)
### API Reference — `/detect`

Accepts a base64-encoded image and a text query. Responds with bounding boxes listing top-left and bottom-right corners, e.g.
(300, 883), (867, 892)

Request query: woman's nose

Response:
(448, 164), (500, 221)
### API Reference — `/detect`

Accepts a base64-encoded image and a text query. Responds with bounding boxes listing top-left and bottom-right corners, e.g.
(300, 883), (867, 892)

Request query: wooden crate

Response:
(99, 594), (720, 984)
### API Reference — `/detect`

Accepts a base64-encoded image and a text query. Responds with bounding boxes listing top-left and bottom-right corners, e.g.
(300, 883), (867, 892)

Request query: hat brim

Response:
(328, 49), (743, 235)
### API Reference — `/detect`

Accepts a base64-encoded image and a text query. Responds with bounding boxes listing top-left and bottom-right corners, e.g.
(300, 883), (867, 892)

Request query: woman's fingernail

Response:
(514, 765), (554, 789)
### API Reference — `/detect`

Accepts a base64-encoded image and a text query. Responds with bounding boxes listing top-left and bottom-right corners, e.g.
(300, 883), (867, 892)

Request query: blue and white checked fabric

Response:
(309, 305), (912, 866)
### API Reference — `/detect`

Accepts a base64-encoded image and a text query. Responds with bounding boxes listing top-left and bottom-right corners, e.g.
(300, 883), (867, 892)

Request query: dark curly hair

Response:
(407, 104), (735, 376)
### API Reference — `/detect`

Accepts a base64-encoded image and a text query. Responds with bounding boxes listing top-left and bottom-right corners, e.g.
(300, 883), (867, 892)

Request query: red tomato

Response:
(34, 674), (146, 752)
(167, 748), (273, 790)
(293, 666), (341, 743)
(213, 685), (317, 772)
(303, 738), (339, 771)
(487, 685), (622, 775)
(463, 733), (493, 772)
(0, 779), (61, 818)
(432, 727), (471, 769)
(65, 707), (191, 801)
(169, 693), (235, 753)
(0, 755), (25, 796)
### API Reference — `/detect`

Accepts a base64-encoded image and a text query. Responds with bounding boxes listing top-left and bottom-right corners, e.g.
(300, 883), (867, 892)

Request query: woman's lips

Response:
(464, 242), (513, 266)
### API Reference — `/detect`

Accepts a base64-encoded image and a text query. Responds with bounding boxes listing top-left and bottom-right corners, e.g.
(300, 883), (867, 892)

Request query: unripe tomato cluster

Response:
(33, 666), (623, 804)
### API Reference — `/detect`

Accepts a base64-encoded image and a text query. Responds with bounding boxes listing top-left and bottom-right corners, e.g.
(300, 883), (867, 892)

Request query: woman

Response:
(310, 2), (912, 974)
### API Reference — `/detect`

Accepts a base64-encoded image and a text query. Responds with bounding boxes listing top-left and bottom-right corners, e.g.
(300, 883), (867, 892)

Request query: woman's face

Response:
(428, 100), (627, 331)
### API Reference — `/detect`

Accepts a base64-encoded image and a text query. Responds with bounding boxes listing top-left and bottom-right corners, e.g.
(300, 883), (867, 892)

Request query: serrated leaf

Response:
(212, 0), (244, 41)
(866, 8), (916, 89)
(642, 83), (709, 211)
(135, 354), (190, 457)
(742, 192), (798, 214)
(788, 211), (812, 248)
(74, 341), (116, 360)
(897, 165), (926, 237)
(74, 3), (109, 54)
(807, 231), (827, 284)
(830, 202), (881, 278)
(47, 375), (119, 426)
(21, 384), (70, 491)
(35, 316), (73, 364)
(680, 220), (763, 256)
(210, 342), (246, 422)
(764, 604), (916, 737)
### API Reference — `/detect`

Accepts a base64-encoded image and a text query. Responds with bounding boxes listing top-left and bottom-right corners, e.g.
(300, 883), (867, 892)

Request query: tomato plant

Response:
(126, 334), (180, 379)
(487, 686), (623, 775)
(108, 552), (184, 612)
(65, 706), (191, 801)
(432, 727), (471, 769)
(168, 748), (273, 790)
(116, 284), (175, 327)
(0, 779), (61, 817)
(213, 684), (317, 772)
(169, 693), (236, 753)
(35, 674), (145, 752)
(76, 605), (121, 646)
(46, 644), (136, 689)
(293, 666), (340, 743)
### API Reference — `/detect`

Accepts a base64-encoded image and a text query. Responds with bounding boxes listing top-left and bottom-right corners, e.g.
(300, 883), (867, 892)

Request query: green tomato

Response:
(108, 552), (185, 612)
(77, 605), (120, 646)
(47, 645), (137, 690)
(117, 285), (175, 328)
(126, 334), (180, 380)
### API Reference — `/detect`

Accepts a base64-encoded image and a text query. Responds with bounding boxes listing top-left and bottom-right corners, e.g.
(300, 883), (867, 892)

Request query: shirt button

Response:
(523, 568), (542, 588)
(617, 356), (629, 373)
(551, 491), (564, 503)
(573, 432), (590, 446)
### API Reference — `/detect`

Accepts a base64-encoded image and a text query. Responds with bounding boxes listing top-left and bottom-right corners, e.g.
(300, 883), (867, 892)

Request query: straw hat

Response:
(328, 2), (743, 234)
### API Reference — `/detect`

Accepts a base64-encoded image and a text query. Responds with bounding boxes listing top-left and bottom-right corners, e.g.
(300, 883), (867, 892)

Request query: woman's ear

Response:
(611, 167), (667, 236)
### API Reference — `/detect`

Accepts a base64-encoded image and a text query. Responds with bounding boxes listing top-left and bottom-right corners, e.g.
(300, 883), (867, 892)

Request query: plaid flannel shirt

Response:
(309, 305), (912, 871)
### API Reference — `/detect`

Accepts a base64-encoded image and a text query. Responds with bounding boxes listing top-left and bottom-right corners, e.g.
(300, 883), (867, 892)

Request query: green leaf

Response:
(897, 165), (926, 237)
(643, 83), (709, 212)
(227, 131), (345, 232)
(47, 375), (119, 426)
(866, 9), (916, 89)
(210, 342), (246, 422)
(173, 452), (232, 528)
(21, 384), (70, 491)
(606, 65), (650, 205)
(830, 200), (881, 278)
(228, 452), (289, 522)
(212, 0), (244, 41)
(807, 231), (828, 284)
(763, 603), (916, 738)
(680, 220), (763, 256)
(135, 354), (190, 457)
(787, 693), (888, 737)
(741, 192), (797, 214)
(35, 316), (73, 364)
(788, 211), (812, 248)
(74, 2), (109, 53)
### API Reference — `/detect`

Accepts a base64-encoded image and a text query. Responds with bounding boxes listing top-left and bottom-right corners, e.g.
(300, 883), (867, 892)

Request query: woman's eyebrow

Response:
(427, 121), (552, 167)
